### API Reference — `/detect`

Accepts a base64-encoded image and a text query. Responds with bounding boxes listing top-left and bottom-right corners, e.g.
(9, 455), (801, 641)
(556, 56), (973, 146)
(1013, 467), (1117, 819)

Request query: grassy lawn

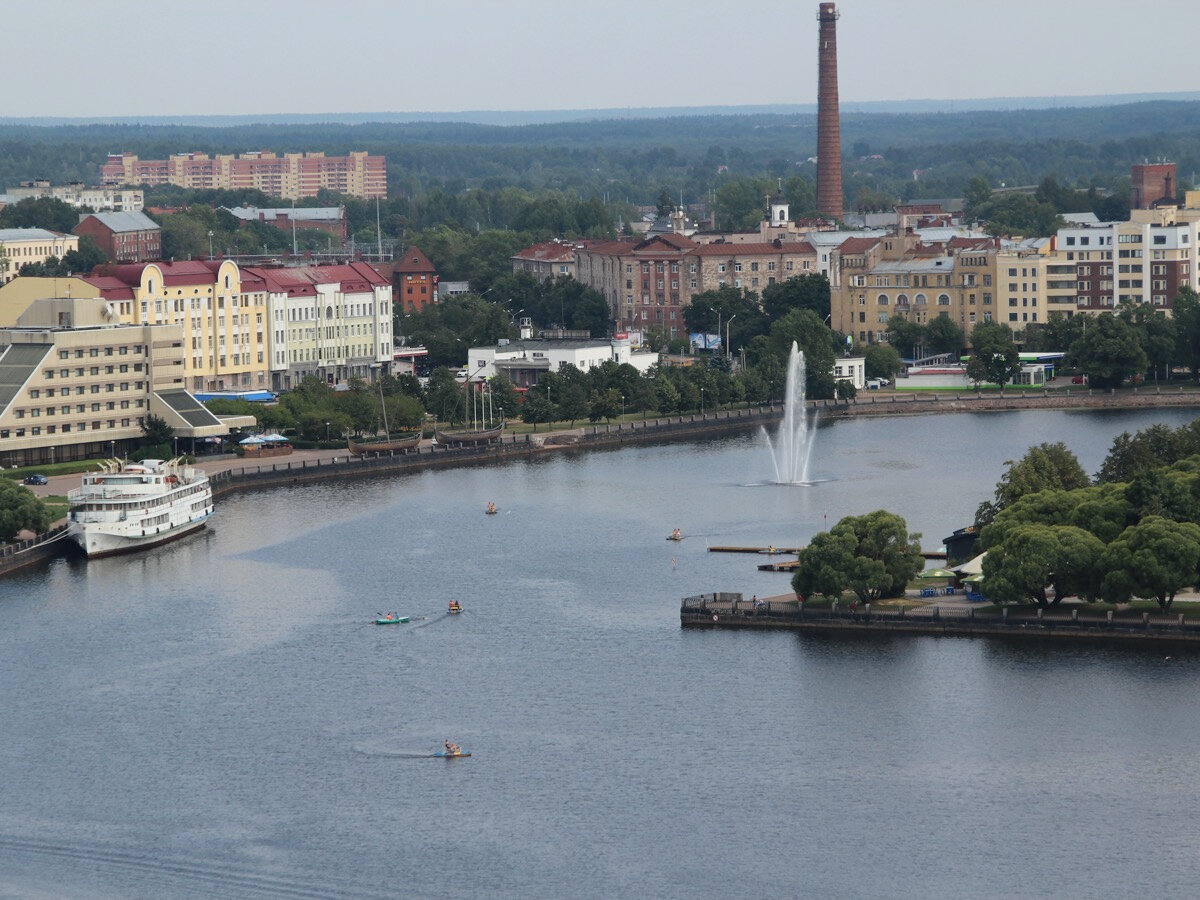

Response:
(43, 495), (68, 521)
(2, 460), (105, 480)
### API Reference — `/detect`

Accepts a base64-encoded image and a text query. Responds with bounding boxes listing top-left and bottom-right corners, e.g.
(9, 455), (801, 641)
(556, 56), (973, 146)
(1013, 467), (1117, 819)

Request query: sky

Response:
(6, 0), (1199, 120)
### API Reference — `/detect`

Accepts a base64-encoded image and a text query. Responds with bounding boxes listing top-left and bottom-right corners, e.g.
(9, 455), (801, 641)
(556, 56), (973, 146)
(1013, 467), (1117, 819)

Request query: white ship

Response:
(67, 458), (214, 558)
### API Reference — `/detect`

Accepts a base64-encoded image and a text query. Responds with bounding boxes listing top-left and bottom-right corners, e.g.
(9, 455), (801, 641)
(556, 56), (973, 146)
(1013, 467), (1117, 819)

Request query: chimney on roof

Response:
(816, 3), (843, 221)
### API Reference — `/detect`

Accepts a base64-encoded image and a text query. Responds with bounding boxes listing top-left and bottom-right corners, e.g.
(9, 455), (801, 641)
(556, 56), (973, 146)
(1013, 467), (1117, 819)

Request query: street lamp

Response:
(324, 421), (330, 443)
(108, 440), (116, 459)
(207, 230), (214, 261)
(700, 386), (705, 415)
(621, 394), (625, 418)
(725, 314), (737, 363)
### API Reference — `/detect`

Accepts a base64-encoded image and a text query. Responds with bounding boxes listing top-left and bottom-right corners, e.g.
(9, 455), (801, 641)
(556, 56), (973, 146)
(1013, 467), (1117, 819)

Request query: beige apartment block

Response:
(0, 298), (186, 466)
(0, 228), (79, 284)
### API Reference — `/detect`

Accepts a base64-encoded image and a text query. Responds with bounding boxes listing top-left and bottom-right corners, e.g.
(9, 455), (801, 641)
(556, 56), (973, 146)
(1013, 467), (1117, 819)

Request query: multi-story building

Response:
(576, 233), (823, 337)
(1052, 207), (1200, 314)
(1131, 162), (1176, 210)
(0, 228), (79, 284)
(246, 262), (392, 391)
(1, 260), (393, 397)
(832, 232), (1001, 345)
(511, 240), (580, 280)
(388, 247), (438, 313)
(100, 151), (387, 200)
(0, 296), (238, 467)
(2, 181), (143, 212)
(74, 212), (162, 263)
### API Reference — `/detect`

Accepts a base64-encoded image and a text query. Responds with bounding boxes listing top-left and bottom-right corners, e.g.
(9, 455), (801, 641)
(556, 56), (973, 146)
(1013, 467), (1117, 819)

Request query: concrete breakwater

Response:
(681, 593), (1200, 648)
(818, 385), (1200, 418)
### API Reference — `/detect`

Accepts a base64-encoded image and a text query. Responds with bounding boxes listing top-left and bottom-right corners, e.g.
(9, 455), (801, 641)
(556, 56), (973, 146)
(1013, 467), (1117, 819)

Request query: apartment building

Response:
(3, 181), (143, 212)
(832, 231), (1002, 345)
(0, 228), (79, 284)
(246, 262), (392, 391)
(100, 151), (387, 200)
(511, 240), (580, 281)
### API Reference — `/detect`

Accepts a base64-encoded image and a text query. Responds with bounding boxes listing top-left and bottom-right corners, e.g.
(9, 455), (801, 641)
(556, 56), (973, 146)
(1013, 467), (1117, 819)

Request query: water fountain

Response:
(765, 341), (815, 484)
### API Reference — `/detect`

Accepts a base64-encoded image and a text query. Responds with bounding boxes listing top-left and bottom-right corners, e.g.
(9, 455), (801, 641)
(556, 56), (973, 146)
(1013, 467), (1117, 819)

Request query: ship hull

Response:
(70, 514), (212, 558)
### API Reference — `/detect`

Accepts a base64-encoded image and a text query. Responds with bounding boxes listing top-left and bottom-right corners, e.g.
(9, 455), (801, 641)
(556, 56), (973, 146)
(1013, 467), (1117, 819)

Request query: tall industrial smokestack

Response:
(816, 2), (843, 221)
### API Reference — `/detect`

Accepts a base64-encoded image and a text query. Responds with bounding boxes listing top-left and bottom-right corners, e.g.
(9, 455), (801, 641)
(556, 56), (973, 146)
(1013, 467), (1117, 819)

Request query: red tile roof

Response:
(836, 237), (881, 254)
(512, 240), (578, 263)
(393, 246), (436, 274)
(689, 241), (816, 257)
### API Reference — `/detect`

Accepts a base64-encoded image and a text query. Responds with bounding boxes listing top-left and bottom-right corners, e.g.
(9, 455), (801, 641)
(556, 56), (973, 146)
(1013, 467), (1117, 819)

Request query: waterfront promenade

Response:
(681, 592), (1200, 647)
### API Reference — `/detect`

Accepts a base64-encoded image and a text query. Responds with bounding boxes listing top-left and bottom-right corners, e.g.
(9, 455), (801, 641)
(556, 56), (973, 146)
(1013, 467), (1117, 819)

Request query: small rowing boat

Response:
(374, 614), (410, 625)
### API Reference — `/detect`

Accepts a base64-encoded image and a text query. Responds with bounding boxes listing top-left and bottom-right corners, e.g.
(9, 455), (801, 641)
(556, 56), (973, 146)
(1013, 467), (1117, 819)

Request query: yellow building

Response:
(0, 228), (79, 284)
(0, 297), (237, 466)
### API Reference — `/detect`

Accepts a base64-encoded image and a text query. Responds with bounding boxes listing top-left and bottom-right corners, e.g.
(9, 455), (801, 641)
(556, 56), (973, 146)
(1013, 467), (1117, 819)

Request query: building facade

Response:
(389, 247), (438, 313)
(100, 151), (387, 200)
(3, 181), (143, 212)
(512, 240), (580, 280)
(249, 262), (392, 391)
(221, 206), (348, 243)
(0, 229), (79, 284)
(74, 211), (162, 263)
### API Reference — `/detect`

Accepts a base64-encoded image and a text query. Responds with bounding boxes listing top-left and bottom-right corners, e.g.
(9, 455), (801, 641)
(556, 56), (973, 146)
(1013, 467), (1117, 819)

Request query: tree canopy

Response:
(790, 510), (923, 605)
(0, 480), (53, 541)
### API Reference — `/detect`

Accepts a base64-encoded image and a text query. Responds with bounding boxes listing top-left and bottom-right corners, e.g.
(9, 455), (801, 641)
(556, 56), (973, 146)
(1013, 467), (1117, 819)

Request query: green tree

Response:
(520, 392), (555, 432)
(862, 343), (902, 380)
(886, 315), (925, 359)
(975, 442), (1090, 527)
(1171, 286), (1200, 380)
(965, 321), (1021, 388)
(1100, 516), (1200, 610)
(0, 196), (82, 233)
(140, 413), (174, 448)
(790, 510), (923, 604)
(981, 523), (1105, 607)
(768, 309), (836, 400)
(1067, 312), (1148, 389)
(588, 388), (622, 422)
(761, 274), (831, 323)
(925, 314), (963, 356)
(0, 480), (53, 541)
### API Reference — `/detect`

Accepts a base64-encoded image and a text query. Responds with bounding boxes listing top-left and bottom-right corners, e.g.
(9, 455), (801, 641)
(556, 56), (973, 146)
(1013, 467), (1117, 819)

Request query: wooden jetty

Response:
(708, 545), (800, 555)
(680, 593), (1200, 648)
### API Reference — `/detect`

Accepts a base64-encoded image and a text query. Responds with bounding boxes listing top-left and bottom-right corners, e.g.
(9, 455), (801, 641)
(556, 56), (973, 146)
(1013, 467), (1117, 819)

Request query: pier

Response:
(681, 593), (1200, 648)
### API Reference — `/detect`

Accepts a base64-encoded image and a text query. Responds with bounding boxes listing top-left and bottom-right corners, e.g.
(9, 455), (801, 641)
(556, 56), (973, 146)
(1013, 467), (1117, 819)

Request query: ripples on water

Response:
(3, 409), (1200, 897)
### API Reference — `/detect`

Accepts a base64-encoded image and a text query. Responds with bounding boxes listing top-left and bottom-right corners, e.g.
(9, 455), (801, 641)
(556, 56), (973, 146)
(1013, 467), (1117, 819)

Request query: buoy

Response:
(712, 614), (718, 622)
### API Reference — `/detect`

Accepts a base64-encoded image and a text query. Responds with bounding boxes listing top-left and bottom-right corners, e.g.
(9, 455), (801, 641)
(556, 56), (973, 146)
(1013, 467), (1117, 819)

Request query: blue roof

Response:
(195, 390), (276, 403)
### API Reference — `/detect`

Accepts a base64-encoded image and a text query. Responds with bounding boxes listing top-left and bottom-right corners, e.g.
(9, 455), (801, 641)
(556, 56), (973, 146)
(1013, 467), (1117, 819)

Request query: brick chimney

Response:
(816, 3), (843, 221)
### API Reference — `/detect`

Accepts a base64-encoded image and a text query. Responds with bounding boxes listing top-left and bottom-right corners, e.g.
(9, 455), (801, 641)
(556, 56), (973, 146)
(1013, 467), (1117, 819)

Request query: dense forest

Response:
(2, 100), (1198, 213)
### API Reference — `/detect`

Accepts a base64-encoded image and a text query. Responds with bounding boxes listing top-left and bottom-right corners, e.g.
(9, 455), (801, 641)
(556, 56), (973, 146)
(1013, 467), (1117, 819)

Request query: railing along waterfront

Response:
(681, 594), (1200, 646)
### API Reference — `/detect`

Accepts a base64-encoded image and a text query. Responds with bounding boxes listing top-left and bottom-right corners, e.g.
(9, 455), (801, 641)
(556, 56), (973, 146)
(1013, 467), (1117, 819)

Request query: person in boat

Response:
(486, 502), (496, 514)
(671, 528), (681, 540)
(444, 739), (460, 755)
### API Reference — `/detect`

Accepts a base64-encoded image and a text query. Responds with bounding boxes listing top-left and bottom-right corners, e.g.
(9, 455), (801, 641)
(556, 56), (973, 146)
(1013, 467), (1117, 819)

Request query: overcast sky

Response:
(7, 0), (1198, 119)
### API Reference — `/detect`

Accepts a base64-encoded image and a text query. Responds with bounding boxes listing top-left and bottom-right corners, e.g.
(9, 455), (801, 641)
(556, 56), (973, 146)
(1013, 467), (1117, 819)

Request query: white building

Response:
(466, 334), (658, 388)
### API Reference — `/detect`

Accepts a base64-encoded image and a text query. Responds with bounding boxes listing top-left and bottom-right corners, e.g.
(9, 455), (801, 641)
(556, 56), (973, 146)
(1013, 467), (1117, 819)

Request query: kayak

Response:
(374, 616), (410, 624)
(433, 750), (471, 758)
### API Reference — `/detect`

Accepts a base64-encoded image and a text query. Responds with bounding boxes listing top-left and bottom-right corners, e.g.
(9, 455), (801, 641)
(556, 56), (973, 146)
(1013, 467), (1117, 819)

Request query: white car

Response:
(866, 378), (889, 390)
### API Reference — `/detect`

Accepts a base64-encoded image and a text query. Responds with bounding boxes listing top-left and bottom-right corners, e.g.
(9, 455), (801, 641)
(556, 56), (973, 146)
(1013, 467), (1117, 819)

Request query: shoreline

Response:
(4, 391), (1199, 578)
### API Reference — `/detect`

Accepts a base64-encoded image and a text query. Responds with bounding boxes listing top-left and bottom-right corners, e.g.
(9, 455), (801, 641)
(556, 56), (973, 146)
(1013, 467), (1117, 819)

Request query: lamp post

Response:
(324, 421), (330, 443)
(621, 394), (625, 418)
(207, 230), (214, 261)
(700, 386), (705, 416)
(108, 440), (116, 459)
(725, 314), (737, 364)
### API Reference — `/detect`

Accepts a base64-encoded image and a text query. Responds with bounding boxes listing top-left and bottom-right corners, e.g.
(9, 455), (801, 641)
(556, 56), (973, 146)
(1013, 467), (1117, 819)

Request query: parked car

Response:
(23, 474), (48, 485)
(866, 378), (890, 390)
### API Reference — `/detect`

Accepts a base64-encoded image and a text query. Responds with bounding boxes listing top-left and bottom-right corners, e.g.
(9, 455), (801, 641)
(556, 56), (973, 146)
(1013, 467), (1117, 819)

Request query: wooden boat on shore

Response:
(348, 433), (423, 455)
(434, 422), (505, 445)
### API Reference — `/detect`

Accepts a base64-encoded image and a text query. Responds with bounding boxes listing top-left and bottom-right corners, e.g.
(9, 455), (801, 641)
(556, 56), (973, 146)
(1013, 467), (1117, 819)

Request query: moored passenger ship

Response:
(67, 458), (214, 558)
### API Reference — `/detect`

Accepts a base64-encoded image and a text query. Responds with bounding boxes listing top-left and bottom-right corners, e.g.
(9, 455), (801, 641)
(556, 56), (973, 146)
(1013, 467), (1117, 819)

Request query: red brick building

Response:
(73, 211), (161, 263)
(390, 247), (438, 312)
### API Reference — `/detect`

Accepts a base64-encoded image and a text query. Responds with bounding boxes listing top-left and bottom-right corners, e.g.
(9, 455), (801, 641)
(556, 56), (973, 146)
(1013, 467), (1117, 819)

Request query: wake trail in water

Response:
(0, 835), (380, 899)
(352, 745), (444, 759)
